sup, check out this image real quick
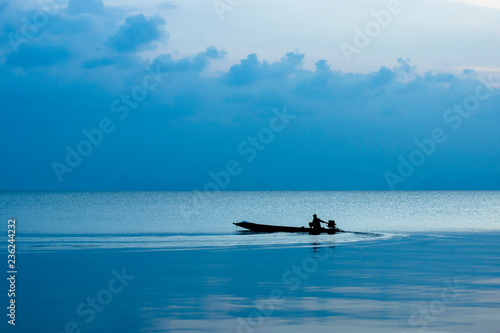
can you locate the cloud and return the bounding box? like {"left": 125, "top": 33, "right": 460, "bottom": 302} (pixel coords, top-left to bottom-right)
{"left": 152, "top": 46, "right": 226, "bottom": 73}
{"left": 370, "top": 66, "right": 394, "bottom": 88}
{"left": 224, "top": 53, "right": 262, "bottom": 86}
{"left": 107, "top": 14, "right": 166, "bottom": 53}
{"left": 1, "top": 1, "right": 499, "bottom": 191}
{"left": 67, "top": 0, "right": 106, "bottom": 15}
{"left": 157, "top": 2, "right": 178, "bottom": 10}
{"left": 463, "top": 69, "right": 475, "bottom": 76}
{"left": 81, "top": 58, "right": 114, "bottom": 69}
{"left": 224, "top": 51, "right": 304, "bottom": 86}
{"left": 0, "top": 2, "right": 7, "bottom": 14}
{"left": 6, "top": 45, "right": 69, "bottom": 67}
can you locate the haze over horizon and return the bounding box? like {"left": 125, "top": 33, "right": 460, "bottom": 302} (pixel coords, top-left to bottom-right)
{"left": 1, "top": 0, "right": 499, "bottom": 190}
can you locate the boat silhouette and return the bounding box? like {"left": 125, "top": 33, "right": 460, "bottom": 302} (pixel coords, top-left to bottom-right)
{"left": 234, "top": 221, "right": 344, "bottom": 234}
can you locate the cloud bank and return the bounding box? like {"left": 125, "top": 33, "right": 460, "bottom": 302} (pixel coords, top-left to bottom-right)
{"left": 1, "top": 0, "right": 499, "bottom": 190}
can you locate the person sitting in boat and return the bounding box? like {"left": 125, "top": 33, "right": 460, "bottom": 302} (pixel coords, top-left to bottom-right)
{"left": 309, "top": 214, "right": 324, "bottom": 230}
{"left": 327, "top": 220, "right": 336, "bottom": 229}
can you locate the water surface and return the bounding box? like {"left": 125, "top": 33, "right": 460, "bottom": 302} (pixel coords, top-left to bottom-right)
{"left": 1, "top": 191, "right": 499, "bottom": 332}
{"left": 2, "top": 191, "right": 499, "bottom": 235}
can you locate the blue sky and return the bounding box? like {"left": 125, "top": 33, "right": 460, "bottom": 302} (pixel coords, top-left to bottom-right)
{"left": 1, "top": 0, "right": 499, "bottom": 190}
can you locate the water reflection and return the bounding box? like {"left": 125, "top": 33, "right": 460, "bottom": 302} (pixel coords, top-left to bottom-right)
{"left": 14, "top": 233, "right": 500, "bottom": 333}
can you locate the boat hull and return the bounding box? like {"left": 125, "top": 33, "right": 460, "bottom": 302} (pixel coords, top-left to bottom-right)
{"left": 234, "top": 221, "right": 339, "bottom": 234}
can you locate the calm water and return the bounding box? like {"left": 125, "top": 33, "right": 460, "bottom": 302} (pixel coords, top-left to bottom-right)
{"left": 2, "top": 191, "right": 500, "bottom": 235}
{"left": 1, "top": 191, "right": 500, "bottom": 332}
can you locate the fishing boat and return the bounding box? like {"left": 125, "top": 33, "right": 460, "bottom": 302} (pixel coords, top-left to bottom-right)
{"left": 233, "top": 221, "right": 343, "bottom": 234}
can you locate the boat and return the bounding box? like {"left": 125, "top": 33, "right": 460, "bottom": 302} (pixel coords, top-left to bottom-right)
{"left": 233, "top": 221, "right": 343, "bottom": 234}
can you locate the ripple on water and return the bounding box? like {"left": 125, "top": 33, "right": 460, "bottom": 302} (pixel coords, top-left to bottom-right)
{"left": 17, "top": 232, "right": 402, "bottom": 253}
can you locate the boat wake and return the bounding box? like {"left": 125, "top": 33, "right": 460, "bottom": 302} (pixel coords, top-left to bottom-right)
{"left": 18, "top": 231, "right": 402, "bottom": 253}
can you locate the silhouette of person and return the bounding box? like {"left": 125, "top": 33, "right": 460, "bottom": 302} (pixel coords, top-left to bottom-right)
{"left": 309, "top": 214, "right": 323, "bottom": 230}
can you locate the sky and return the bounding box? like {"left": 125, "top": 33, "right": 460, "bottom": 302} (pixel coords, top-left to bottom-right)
{"left": 0, "top": 0, "right": 499, "bottom": 190}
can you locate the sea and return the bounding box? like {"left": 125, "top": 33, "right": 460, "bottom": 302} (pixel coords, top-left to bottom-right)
{"left": 1, "top": 191, "right": 499, "bottom": 332}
